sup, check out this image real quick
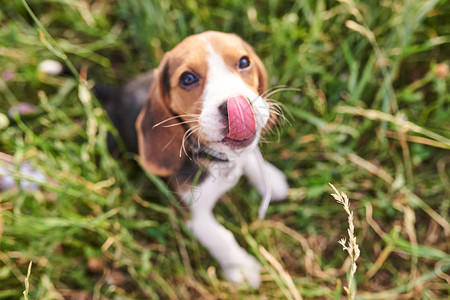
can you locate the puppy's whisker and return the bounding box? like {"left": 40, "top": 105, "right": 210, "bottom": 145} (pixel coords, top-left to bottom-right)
{"left": 269, "top": 109, "right": 286, "bottom": 120}
{"left": 268, "top": 108, "right": 285, "bottom": 119}
{"left": 260, "top": 85, "right": 289, "bottom": 98}
{"left": 266, "top": 97, "right": 286, "bottom": 107}
{"left": 270, "top": 107, "right": 285, "bottom": 116}
{"left": 181, "top": 129, "right": 194, "bottom": 159}
{"left": 266, "top": 98, "right": 285, "bottom": 107}
{"left": 267, "top": 98, "right": 287, "bottom": 116}
{"left": 264, "top": 87, "right": 300, "bottom": 99}
{"left": 180, "top": 126, "right": 201, "bottom": 159}
{"left": 153, "top": 114, "right": 200, "bottom": 129}
{"left": 182, "top": 137, "right": 192, "bottom": 158}
{"left": 161, "top": 120, "right": 199, "bottom": 128}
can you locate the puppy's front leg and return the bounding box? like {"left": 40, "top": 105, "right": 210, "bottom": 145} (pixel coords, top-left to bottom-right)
{"left": 181, "top": 172, "right": 262, "bottom": 288}
{"left": 243, "top": 150, "right": 289, "bottom": 202}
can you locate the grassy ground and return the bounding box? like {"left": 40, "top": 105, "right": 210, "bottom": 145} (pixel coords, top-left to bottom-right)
{"left": 1, "top": 0, "right": 449, "bottom": 299}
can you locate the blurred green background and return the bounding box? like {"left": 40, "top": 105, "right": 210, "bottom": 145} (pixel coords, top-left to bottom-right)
{"left": 0, "top": 0, "right": 449, "bottom": 299}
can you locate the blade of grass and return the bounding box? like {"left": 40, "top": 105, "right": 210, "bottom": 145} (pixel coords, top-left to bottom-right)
{"left": 21, "top": 0, "right": 79, "bottom": 78}
{"left": 259, "top": 245, "right": 303, "bottom": 300}
{"left": 337, "top": 106, "right": 450, "bottom": 148}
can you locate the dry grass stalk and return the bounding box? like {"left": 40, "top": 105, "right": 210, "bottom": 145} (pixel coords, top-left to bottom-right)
{"left": 259, "top": 245, "right": 303, "bottom": 300}
{"left": 329, "top": 183, "right": 360, "bottom": 300}
{"left": 23, "top": 261, "right": 32, "bottom": 300}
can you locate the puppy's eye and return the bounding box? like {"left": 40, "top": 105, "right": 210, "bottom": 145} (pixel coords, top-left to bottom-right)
{"left": 179, "top": 72, "right": 199, "bottom": 87}
{"left": 238, "top": 56, "right": 251, "bottom": 69}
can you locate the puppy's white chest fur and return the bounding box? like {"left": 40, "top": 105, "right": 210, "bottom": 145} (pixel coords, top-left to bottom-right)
{"left": 210, "top": 160, "right": 242, "bottom": 183}
{"left": 181, "top": 150, "right": 288, "bottom": 288}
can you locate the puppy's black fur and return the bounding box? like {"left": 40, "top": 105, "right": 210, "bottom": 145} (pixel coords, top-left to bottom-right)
{"left": 93, "top": 72, "right": 154, "bottom": 154}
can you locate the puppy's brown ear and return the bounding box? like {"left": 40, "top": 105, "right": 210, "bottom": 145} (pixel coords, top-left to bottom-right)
{"left": 136, "top": 63, "right": 185, "bottom": 177}
{"left": 240, "top": 38, "right": 268, "bottom": 95}
{"left": 252, "top": 53, "right": 268, "bottom": 96}
{"left": 249, "top": 48, "right": 278, "bottom": 132}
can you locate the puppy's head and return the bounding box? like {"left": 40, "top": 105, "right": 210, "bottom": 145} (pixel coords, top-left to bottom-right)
{"left": 136, "top": 31, "right": 271, "bottom": 176}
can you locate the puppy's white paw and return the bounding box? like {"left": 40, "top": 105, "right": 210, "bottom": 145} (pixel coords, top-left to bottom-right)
{"left": 222, "top": 251, "right": 262, "bottom": 288}
{"left": 265, "top": 163, "right": 289, "bottom": 202}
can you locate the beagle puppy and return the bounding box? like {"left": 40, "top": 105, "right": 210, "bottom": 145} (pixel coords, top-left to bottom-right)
{"left": 102, "top": 31, "right": 289, "bottom": 288}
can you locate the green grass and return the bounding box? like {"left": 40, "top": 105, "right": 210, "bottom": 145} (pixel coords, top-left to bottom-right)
{"left": 1, "top": 0, "right": 449, "bottom": 298}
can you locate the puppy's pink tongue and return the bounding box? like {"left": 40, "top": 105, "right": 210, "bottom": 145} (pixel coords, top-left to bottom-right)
{"left": 226, "top": 95, "right": 256, "bottom": 141}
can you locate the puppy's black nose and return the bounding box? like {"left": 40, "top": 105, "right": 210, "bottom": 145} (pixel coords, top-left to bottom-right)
{"left": 219, "top": 101, "right": 228, "bottom": 117}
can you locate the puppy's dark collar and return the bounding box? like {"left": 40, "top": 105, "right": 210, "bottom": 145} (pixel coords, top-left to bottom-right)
{"left": 188, "top": 137, "right": 229, "bottom": 162}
